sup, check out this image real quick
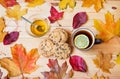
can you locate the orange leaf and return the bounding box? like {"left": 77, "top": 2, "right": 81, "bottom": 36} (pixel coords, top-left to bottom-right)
{"left": 82, "top": 0, "right": 105, "bottom": 12}
{"left": 11, "top": 44, "right": 40, "bottom": 73}
{"left": 0, "top": 17, "right": 7, "bottom": 42}
{"left": 94, "top": 12, "right": 120, "bottom": 41}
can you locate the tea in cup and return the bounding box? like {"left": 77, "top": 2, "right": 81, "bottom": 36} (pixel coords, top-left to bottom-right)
{"left": 72, "top": 28, "right": 95, "bottom": 50}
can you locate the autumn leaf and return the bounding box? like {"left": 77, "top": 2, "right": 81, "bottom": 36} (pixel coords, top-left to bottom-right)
{"left": 0, "top": 44, "right": 40, "bottom": 77}
{"left": 0, "top": 17, "right": 7, "bottom": 42}
{"left": 94, "top": 12, "right": 120, "bottom": 41}
{"left": 115, "top": 53, "right": 120, "bottom": 65}
{"left": 48, "top": 6, "right": 64, "bottom": 23}
{"left": 82, "top": 0, "right": 105, "bottom": 12}
{"left": 6, "top": 5, "right": 28, "bottom": 20}
{"left": 42, "top": 59, "right": 74, "bottom": 79}
{"left": 93, "top": 52, "right": 115, "bottom": 73}
{"left": 25, "top": 0, "right": 45, "bottom": 7}
{"left": 0, "top": 0, "right": 18, "bottom": 8}
{"left": 91, "top": 73, "right": 109, "bottom": 79}
{"left": 59, "top": 0, "right": 76, "bottom": 10}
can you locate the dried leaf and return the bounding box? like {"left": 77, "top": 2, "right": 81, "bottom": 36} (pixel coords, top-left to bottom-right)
{"left": 0, "top": 17, "right": 7, "bottom": 42}
{"left": 42, "top": 59, "right": 74, "bottom": 79}
{"left": 93, "top": 52, "right": 115, "bottom": 73}
{"left": 0, "top": 44, "right": 40, "bottom": 77}
{"left": 94, "top": 12, "right": 120, "bottom": 41}
{"left": 25, "top": 0, "right": 45, "bottom": 7}
{"left": 91, "top": 73, "right": 109, "bottom": 79}
{"left": 69, "top": 55, "right": 88, "bottom": 72}
{"left": 59, "top": 0, "right": 76, "bottom": 10}
{"left": 115, "top": 53, "right": 120, "bottom": 65}
{"left": 72, "top": 12, "right": 88, "bottom": 29}
{"left": 82, "top": 0, "right": 105, "bottom": 12}
{"left": 0, "top": 0, "right": 18, "bottom": 8}
{"left": 3, "top": 31, "right": 19, "bottom": 45}
{"left": 48, "top": 6, "right": 64, "bottom": 23}
{"left": 6, "top": 5, "right": 27, "bottom": 20}
{"left": 0, "top": 58, "right": 21, "bottom": 77}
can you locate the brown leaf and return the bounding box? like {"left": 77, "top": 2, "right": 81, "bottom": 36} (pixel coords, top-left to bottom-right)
{"left": 42, "top": 59, "right": 74, "bottom": 79}
{"left": 0, "top": 17, "right": 7, "bottom": 42}
{"left": 93, "top": 52, "right": 115, "bottom": 73}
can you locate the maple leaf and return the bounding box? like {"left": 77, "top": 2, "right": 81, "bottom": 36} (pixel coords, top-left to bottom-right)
{"left": 25, "top": 0, "right": 45, "bottom": 7}
{"left": 0, "top": 44, "right": 40, "bottom": 77}
{"left": 0, "top": 17, "right": 7, "bottom": 42}
{"left": 42, "top": 59, "right": 74, "bottom": 79}
{"left": 6, "top": 5, "right": 28, "bottom": 20}
{"left": 48, "top": 6, "right": 64, "bottom": 23}
{"left": 93, "top": 52, "right": 115, "bottom": 73}
{"left": 0, "top": 0, "right": 18, "bottom": 8}
{"left": 82, "top": 0, "right": 105, "bottom": 12}
{"left": 115, "top": 53, "right": 120, "bottom": 65}
{"left": 59, "top": 0, "right": 76, "bottom": 10}
{"left": 94, "top": 12, "right": 120, "bottom": 41}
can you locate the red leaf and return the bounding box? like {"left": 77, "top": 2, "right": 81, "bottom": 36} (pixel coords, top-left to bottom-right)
{"left": 0, "top": 0, "right": 18, "bottom": 8}
{"left": 48, "top": 6, "right": 64, "bottom": 23}
{"left": 3, "top": 31, "right": 19, "bottom": 45}
{"left": 73, "top": 12, "right": 88, "bottom": 29}
{"left": 69, "top": 55, "right": 88, "bottom": 72}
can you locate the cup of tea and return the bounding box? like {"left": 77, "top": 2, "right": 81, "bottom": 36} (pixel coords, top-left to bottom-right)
{"left": 72, "top": 28, "right": 95, "bottom": 50}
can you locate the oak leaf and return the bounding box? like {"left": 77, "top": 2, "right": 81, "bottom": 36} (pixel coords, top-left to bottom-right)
{"left": 82, "top": 0, "right": 105, "bottom": 12}
{"left": 0, "top": 17, "right": 7, "bottom": 42}
{"left": 93, "top": 52, "right": 115, "bottom": 73}
{"left": 25, "top": 0, "right": 45, "bottom": 7}
{"left": 0, "top": 44, "right": 40, "bottom": 77}
{"left": 6, "top": 5, "right": 27, "bottom": 20}
{"left": 94, "top": 12, "right": 120, "bottom": 41}
{"left": 42, "top": 59, "right": 74, "bottom": 79}
{"left": 0, "top": 0, "right": 18, "bottom": 8}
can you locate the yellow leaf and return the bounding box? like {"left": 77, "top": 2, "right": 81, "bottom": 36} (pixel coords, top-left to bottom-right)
{"left": 82, "top": 0, "right": 105, "bottom": 12}
{"left": 0, "top": 17, "right": 7, "bottom": 42}
{"left": 116, "top": 53, "right": 120, "bottom": 65}
{"left": 6, "top": 5, "right": 27, "bottom": 20}
{"left": 91, "top": 73, "right": 109, "bottom": 79}
{"left": 94, "top": 12, "right": 120, "bottom": 41}
{"left": 0, "top": 58, "right": 21, "bottom": 77}
{"left": 26, "top": 0, "right": 45, "bottom": 7}
{"left": 93, "top": 52, "right": 115, "bottom": 73}
{"left": 59, "top": 0, "right": 76, "bottom": 10}
{"left": 91, "top": 73, "right": 98, "bottom": 79}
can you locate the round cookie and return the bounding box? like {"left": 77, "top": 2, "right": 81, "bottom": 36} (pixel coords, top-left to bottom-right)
{"left": 49, "top": 28, "right": 68, "bottom": 43}
{"left": 53, "top": 43, "right": 71, "bottom": 59}
{"left": 39, "top": 38, "right": 55, "bottom": 57}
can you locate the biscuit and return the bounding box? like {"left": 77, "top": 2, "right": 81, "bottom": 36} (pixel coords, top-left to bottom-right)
{"left": 53, "top": 43, "right": 71, "bottom": 59}
{"left": 39, "top": 38, "right": 55, "bottom": 57}
{"left": 49, "top": 28, "right": 68, "bottom": 43}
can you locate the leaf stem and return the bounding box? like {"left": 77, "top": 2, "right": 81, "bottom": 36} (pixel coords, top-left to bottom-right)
{"left": 56, "top": 21, "right": 62, "bottom": 27}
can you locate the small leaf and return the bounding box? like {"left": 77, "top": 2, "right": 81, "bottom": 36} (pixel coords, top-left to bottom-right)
{"left": 72, "top": 12, "right": 88, "bottom": 29}
{"left": 42, "top": 59, "right": 74, "bottom": 79}
{"left": 25, "top": 0, "right": 45, "bottom": 7}
{"left": 82, "top": 0, "right": 105, "bottom": 12}
{"left": 0, "top": 17, "right": 7, "bottom": 42}
{"left": 48, "top": 6, "right": 64, "bottom": 23}
{"left": 115, "top": 53, "right": 120, "bottom": 65}
{"left": 6, "top": 5, "right": 28, "bottom": 20}
{"left": 0, "top": 0, "right": 18, "bottom": 8}
{"left": 0, "top": 58, "right": 21, "bottom": 77}
{"left": 3, "top": 31, "right": 19, "bottom": 45}
{"left": 93, "top": 52, "right": 115, "bottom": 73}
{"left": 69, "top": 55, "right": 88, "bottom": 72}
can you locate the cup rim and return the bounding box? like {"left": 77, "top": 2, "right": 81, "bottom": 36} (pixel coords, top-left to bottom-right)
{"left": 72, "top": 28, "right": 95, "bottom": 50}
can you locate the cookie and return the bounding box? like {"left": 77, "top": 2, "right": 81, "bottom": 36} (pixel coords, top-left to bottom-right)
{"left": 49, "top": 28, "right": 68, "bottom": 43}
{"left": 39, "top": 38, "right": 55, "bottom": 57}
{"left": 53, "top": 43, "right": 71, "bottom": 59}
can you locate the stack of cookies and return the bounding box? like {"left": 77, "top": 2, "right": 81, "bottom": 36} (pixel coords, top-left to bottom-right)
{"left": 39, "top": 28, "right": 71, "bottom": 59}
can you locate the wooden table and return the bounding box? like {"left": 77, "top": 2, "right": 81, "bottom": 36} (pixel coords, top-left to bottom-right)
{"left": 0, "top": 0, "right": 120, "bottom": 79}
